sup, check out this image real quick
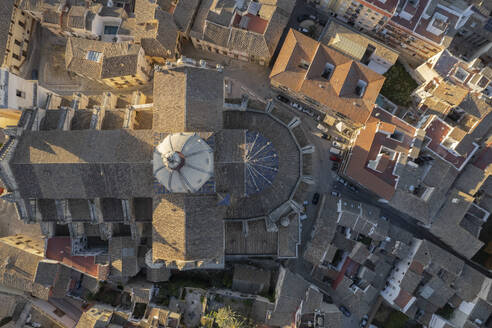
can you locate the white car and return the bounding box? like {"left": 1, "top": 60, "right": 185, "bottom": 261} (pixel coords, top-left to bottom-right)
{"left": 291, "top": 102, "right": 303, "bottom": 111}
{"left": 331, "top": 191, "right": 341, "bottom": 197}
{"left": 300, "top": 214, "right": 308, "bottom": 221}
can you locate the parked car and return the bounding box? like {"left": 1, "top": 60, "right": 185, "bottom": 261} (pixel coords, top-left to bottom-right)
{"left": 290, "top": 102, "right": 300, "bottom": 109}
{"left": 312, "top": 192, "right": 320, "bottom": 205}
{"left": 335, "top": 136, "right": 346, "bottom": 142}
{"left": 337, "top": 177, "right": 348, "bottom": 186}
{"left": 292, "top": 102, "right": 304, "bottom": 111}
{"left": 331, "top": 162, "right": 339, "bottom": 171}
{"left": 331, "top": 191, "right": 341, "bottom": 197}
{"left": 339, "top": 305, "right": 351, "bottom": 317}
{"left": 315, "top": 115, "right": 322, "bottom": 122}
{"left": 297, "top": 27, "right": 309, "bottom": 33}
{"left": 276, "top": 94, "right": 289, "bottom": 103}
{"left": 314, "top": 132, "right": 329, "bottom": 140}
{"left": 322, "top": 133, "right": 331, "bottom": 140}
{"left": 332, "top": 141, "right": 343, "bottom": 149}
{"left": 309, "top": 14, "right": 317, "bottom": 21}
{"left": 300, "top": 213, "right": 308, "bottom": 221}
{"left": 330, "top": 155, "right": 341, "bottom": 162}
{"left": 360, "top": 315, "right": 368, "bottom": 327}
{"left": 330, "top": 147, "right": 341, "bottom": 155}
{"left": 348, "top": 184, "right": 358, "bottom": 193}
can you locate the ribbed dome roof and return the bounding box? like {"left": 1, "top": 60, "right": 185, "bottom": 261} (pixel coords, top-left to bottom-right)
{"left": 153, "top": 133, "right": 213, "bottom": 193}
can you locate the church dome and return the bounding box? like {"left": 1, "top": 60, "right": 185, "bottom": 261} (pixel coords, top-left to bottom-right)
{"left": 153, "top": 133, "right": 213, "bottom": 193}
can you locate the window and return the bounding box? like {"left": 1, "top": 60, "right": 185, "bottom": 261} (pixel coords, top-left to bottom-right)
{"left": 355, "top": 80, "right": 367, "bottom": 97}
{"left": 390, "top": 129, "right": 404, "bottom": 142}
{"left": 16, "top": 90, "right": 25, "bottom": 98}
{"left": 86, "top": 50, "right": 102, "bottom": 62}
{"left": 14, "top": 39, "right": 22, "bottom": 46}
{"left": 453, "top": 67, "right": 469, "bottom": 82}
{"left": 322, "top": 62, "right": 334, "bottom": 79}
{"left": 103, "top": 25, "right": 118, "bottom": 35}
{"left": 18, "top": 20, "right": 25, "bottom": 28}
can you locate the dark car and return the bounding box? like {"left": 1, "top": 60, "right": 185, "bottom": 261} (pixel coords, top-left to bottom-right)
{"left": 339, "top": 305, "right": 351, "bottom": 317}
{"left": 322, "top": 133, "right": 331, "bottom": 140}
{"left": 276, "top": 94, "right": 289, "bottom": 103}
{"left": 360, "top": 315, "right": 368, "bottom": 327}
{"left": 330, "top": 155, "right": 341, "bottom": 162}
{"left": 331, "top": 162, "right": 339, "bottom": 171}
{"left": 312, "top": 192, "right": 320, "bottom": 205}
{"left": 297, "top": 14, "right": 309, "bottom": 22}
{"left": 348, "top": 184, "right": 358, "bottom": 193}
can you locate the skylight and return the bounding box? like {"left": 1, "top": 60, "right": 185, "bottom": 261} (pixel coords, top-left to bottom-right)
{"left": 86, "top": 50, "right": 102, "bottom": 62}
{"left": 453, "top": 67, "right": 469, "bottom": 82}
{"left": 355, "top": 80, "right": 367, "bottom": 97}
{"left": 321, "top": 63, "right": 334, "bottom": 80}
{"left": 390, "top": 129, "right": 404, "bottom": 142}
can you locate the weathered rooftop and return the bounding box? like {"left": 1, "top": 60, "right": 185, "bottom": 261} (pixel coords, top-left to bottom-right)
{"left": 191, "top": 0, "right": 294, "bottom": 61}
{"left": 320, "top": 19, "right": 399, "bottom": 65}
{"left": 65, "top": 38, "right": 143, "bottom": 80}
{"left": 153, "top": 66, "right": 224, "bottom": 132}
{"left": 271, "top": 29, "right": 385, "bottom": 125}
{"left": 152, "top": 194, "right": 224, "bottom": 268}
{"left": 345, "top": 106, "right": 417, "bottom": 200}
{"left": 10, "top": 129, "right": 154, "bottom": 198}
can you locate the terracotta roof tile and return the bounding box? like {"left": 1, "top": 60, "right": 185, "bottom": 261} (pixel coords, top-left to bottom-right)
{"left": 345, "top": 107, "right": 416, "bottom": 200}
{"left": 271, "top": 29, "right": 385, "bottom": 125}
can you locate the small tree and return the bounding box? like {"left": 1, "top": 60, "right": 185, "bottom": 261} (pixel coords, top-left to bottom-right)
{"left": 213, "top": 307, "right": 247, "bottom": 328}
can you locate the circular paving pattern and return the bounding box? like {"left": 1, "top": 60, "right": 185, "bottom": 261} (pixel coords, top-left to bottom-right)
{"left": 244, "top": 130, "right": 279, "bottom": 196}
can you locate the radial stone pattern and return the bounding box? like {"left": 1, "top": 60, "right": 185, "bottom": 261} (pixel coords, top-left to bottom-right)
{"left": 244, "top": 130, "right": 279, "bottom": 196}
{"left": 153, "top": 133, "right": 214, "bottom": 193}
